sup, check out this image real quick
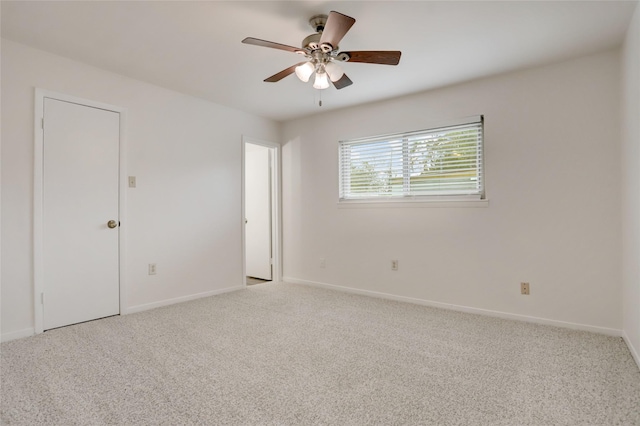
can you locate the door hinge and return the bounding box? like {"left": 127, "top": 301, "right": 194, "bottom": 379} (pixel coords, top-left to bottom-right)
{"left": 41, "top": 292, "right": 44, "bottom": 305}
{"left": 270, "top": 258, "right": 274, "bottom": 265}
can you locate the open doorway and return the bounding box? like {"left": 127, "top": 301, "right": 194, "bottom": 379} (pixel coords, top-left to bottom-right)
{"left": 243, "top": 138, "right": 280, "bottom": 286}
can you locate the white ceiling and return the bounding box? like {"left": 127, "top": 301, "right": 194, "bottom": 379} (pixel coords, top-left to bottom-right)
{"left": 1, "top": 1, "right": 636, "bottom": 122}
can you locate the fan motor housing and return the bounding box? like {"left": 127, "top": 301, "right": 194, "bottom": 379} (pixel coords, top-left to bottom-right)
{"left": 301, "top": 33, "right": 321, "bottom": 50}
{"left": 303, "top": 14, "right": 337, "bottom": 52}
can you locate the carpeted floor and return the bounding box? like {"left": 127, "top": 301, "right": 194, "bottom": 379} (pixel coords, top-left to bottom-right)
{"left": 1, "top": 282, "right": 639, "bottom": 425}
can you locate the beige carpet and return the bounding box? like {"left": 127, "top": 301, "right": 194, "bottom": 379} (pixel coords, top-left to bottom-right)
{"left": 1, "top": 282, "right": 639, "bottom": 425}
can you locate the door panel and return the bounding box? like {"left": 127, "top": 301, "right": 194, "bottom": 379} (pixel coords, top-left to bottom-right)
{"left": 43, "top": 98, "right": 120, "bottom": 330}
{"left": 245, "top": 144, "right": 272, "bottom": 280}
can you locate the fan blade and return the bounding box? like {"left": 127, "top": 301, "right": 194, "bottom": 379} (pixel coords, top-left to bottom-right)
{"left": 242, "top": 37, "right": 305, "bottom": 54}
{"left": 319, "top": 11, "right": 356, "bottom": 50}
{"left": 332, "top": 74, "right": 353, "bottom": 90}
{"left": 339, "top": 51, "right": 401, "bottom": 65}
{"left": 264, "top": 62, "right": 307, "bottom": 82}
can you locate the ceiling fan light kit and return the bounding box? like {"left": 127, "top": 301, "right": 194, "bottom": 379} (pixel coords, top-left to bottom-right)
{"left": 324, "top": 61, "right": 344, "bottom": 82}
{"left": 295, "top": 61, "right": 315, "bottom": 82}
{"left": 312, "top": 70, "right": 330, "bottom": 90}
{"left": 242, "top": 11, "right": 401, "bottom": 92}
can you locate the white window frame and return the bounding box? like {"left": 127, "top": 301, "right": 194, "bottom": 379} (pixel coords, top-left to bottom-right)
{"left": 338, "top": 116, "right": 486, "bottom": 207}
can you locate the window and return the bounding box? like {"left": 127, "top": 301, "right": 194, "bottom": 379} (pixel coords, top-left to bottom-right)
{"left": 339, "top": 116, "right": 484, "bottom": 202}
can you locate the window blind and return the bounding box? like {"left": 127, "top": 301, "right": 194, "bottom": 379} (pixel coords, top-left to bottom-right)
{"left": 339, "top": 117, "right": 484, "bottom": 201}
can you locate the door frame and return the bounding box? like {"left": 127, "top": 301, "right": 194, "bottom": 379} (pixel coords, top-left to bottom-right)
{"left": 241, "top": 136, "right": 281, "bottom": 285}
{"left": 33, "top": 89, "right": 128, "bottom": 334}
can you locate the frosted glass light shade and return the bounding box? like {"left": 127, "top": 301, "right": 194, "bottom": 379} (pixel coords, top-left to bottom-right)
{"left": 295, "top": 62, "right": 315, "bottom": 82}
{"left": 313, "top": 71, "right": 330, "bottom": 89}
{"left": 325, "top": 62, "right": 344, "bottom": 82}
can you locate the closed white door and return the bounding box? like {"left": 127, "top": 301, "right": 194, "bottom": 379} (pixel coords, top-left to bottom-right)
{"left": 43, "top": 98, "right": 120, "bottom": 330}
{"left": 245, "top": 144, "right": 272, "bottom": 280}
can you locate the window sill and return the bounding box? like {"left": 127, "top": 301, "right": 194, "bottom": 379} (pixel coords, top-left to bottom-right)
{"left": 337, "top": 198, "right": 490, "bottom": 209}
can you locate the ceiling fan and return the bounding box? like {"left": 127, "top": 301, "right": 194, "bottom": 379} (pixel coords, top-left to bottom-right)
{"left": 242, "top": 11, "right": 401, "bottom": 90}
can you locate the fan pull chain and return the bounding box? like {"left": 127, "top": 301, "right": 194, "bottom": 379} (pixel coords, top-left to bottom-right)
{"left": 319, "top": 90, "right": 323, "bottom": 107}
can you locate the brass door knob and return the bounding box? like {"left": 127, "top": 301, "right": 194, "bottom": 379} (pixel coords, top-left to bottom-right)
{"left": 107, "top": 220, "right": 118, "bottom": 229}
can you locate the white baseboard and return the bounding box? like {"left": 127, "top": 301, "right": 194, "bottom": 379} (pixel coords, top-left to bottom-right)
{"left": 1, "top": 327, "right": 35, "bottom": 343}
{"left": 283, "top": 277, "right": 622, "bottom": 337}
{"left": 123, "top": 285, "right": 245, "bottom": 315}
{"left": 1, "top": 286, "right": 244, "bottom": 343}
{"left": 622, "top": 331, "right": 640, "bottom": 369}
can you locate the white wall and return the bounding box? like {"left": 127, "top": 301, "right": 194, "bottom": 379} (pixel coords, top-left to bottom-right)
{"left": 1, "top": 39, "right": 280, "bottom": 340}
{"left": 622, "top": 3, "right": 640, "bottom": 363}
{"left": 282, "top": 50, "right": 622, "bottom": 333}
